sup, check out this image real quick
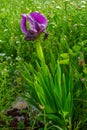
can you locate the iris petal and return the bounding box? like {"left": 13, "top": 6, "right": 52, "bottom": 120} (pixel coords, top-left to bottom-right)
{"left": 20, "top": 14, "right": 28, "bottom": 34}
{"left": 30, "top": 12, "right": 48, "bottom": 25}
{"left": 20, "top": 12, "right": 48, "bottom": 41}
{"left": 27, "top": 12, "right": 48, "bottom": 33}
{"left": 27, "top": 15, "right": 38, "bottom": 32}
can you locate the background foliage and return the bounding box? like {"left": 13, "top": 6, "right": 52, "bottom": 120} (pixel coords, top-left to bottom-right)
{"left": 0, "top": 0, "right": 87, "bottom": 129}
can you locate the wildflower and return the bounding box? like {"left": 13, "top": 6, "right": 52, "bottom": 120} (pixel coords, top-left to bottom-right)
{"left": 20, "top": 12, "right": 48, "bottom": 41}
{"left": 81, "top": 77, "right": 85, "bottom": 82}
{"left": 81, "top": 0, "right": 86, "bottom": 4}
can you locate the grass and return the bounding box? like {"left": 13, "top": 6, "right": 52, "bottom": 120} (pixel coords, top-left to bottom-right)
{"left": 0, "top": 0, "right": 87, "bottom": 129}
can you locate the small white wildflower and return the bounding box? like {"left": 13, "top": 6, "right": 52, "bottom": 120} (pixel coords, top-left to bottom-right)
{"left": 79, "top": 24, "right": 84, "bottom": 26}
{"left": 1, "top": 8, "right": 5, "bottom": 12}
{"left": 0, "top": 53, "right": 5, "bottom": 56}
{"left": 5, "top": 56, "right": 11, "bottom": 60}
{"left": 56, "top": 6, "right": 61, "bottom": 9}
{"left": 4, "top": 29, "right": 8, "bottom": 32}
{"left": 44, "top": 1, "right": 49, "bottom": 5}
{"left": 81, "top": 78, "right": 85, "bottom": 82}
{"left": 65, "top": 0, "right": 70, "bottom": 2}
{"left": 81, "top": 0, "right": 86, "bottom": 4}
{"left": 37, "top": 6, "right": 41, "bottom": 9}
{"left": 16, "top": 56, "right": 22, "bottom": 61}
{"left": 80, "top": 5, "right": 86, "bottom": 8}
{"left": 0, "top": 40, "right": 2, "bottom": 42}
{"left": 73, "top": 24, "right": 78, "bottom": 27}
{"left": 16, "top": 41, "right": 20, "bottom": 44}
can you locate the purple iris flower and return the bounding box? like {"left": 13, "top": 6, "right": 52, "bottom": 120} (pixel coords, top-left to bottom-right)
{"left": 20, "top": 12, "right": 48, "bottom": 41}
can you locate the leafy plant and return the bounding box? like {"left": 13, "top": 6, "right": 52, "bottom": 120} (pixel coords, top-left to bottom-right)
{"left": 21, "top": 42, "right": 73, "bottom": 129}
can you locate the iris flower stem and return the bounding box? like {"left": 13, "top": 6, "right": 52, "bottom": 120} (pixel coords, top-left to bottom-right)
{"left": 36, "top": 41, "right": 45, "bottom": 65}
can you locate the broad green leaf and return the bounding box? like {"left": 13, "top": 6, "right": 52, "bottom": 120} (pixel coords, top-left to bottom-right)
{"left": 60, "top": 53, "right": 69, "bottom": 59}
{"left": 62, "top": 73, "right": 67, "bottom": 108}
{"left": 37, "top": 72, "right": 57, "bottom": 112}
{"left": 69, "top": 67, "right": 73, "bottom": 95}
{"left": 72, "top": 45, "right": 81, "bottom": 52}
{"left": 83, "top": 67, "right": 87, "bottom": 74}
{"left": 59, "top": 59, "right": 69, "bottom": 64}
{"left": 64, "top": 92, "right": 72, "bottom": 113}
{"left": 54, "top": 62, "right": 62, "bottom": 100}
{"left": 47, "top": 113, "right": 65, "bottom": 127}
